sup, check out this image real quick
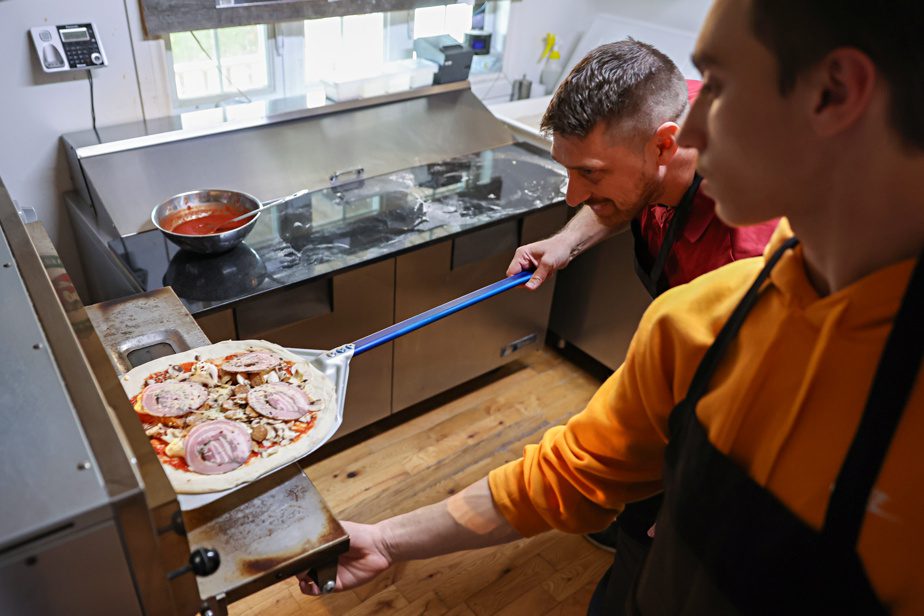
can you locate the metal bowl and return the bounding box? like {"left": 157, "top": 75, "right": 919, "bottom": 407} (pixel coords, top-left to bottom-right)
{"left": 151, "top": 189, "right": 263, "bottom": 255}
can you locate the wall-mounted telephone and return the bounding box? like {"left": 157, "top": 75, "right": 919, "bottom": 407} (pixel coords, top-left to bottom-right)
{"left": 30, "top": 23, "right": 108, "bottom": 73}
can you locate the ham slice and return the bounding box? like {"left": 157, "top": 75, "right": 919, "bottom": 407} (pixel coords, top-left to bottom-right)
{"left": 247, "top": 383, "right": 310, "bottom": 420}
{"left": 222, "top": 351, "right": 280, "bottom": 373}
{"left": 141, "top": 382, "right": 208, "bottom": 417}
{"left": 185, "top": 420, "right": 252, "bottom": 475}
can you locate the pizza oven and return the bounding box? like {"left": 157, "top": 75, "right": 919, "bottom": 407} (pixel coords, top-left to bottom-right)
{"left": 0, "top": 180, "right": 348, "bottom": 615}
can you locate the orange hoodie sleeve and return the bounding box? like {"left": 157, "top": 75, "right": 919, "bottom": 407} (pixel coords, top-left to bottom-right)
{"left": 487, "top": 258, "right": 762, "bottom": 537}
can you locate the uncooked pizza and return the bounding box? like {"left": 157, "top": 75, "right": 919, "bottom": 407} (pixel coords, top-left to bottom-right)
{"left": 120, "top": 340, "right": 338, "bottom": 493}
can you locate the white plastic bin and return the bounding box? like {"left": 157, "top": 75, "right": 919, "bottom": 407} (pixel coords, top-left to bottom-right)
{"left": 322, "top": 72, "right": 389, "bottom": 102}
{"left": 322, "top": 60, "right": 437, "bottom": 102}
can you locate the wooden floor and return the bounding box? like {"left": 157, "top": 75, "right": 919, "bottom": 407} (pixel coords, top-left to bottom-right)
{"left": 228, "top": 347, "right": 612, "bottom": 616}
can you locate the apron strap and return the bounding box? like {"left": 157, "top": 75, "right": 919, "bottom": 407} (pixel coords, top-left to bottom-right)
{"left": 683, "top": 236, "right": 799, "bottom": 404}
{"left": 631, "top": 174, "right": 703, "bottom": 298}
{"left": 647, "top": 174, "right": 704, "bottom": 296}
{"left": 824, "top": 247, "right": 924, "bottom": 546}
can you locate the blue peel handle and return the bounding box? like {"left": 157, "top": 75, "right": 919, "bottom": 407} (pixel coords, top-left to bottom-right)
{"left": 352, "top": 270, "right": 533, "bottom": 356}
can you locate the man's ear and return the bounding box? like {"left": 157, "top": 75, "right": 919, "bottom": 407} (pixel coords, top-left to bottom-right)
{"left": 653, "top": 122, "right": 681, "bottom": 165}
{"left": 807, "top": 48, "right": 877, "bottom": 138}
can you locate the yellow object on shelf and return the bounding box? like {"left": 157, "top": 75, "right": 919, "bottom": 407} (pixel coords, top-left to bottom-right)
{"left": 539, "top": 32, "right": 563, "bottom": 94}
{"left": 538, "top": 32, "right": 561, "bottom": 62}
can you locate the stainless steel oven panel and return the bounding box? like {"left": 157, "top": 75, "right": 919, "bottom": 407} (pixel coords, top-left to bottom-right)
{"left": 0, "top": 521, "right": 143, "bottom": 615}
{"left": 65, "top": 192, "right": 143, "bottom": 303}
{"left": 1, "top": 182, "right": 202, "bottom": 614}
{"left": 85, "top": 287, "right": 212, "bottom": 375}
{"left": 0, "top": 225, "right": 112, "bottom": 551}
{"left": 234, "top": 259, "right": 396, "bottom": 436}
{"left": 392, "top": 206, "right": 566, "bottom": 411}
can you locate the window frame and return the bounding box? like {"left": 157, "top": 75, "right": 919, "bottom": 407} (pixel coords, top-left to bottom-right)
{"left": 165, "top": 24, "right": 280, "bottom": 111}
{"left": 164, "top": 2, "right": 512, "bottom": 113}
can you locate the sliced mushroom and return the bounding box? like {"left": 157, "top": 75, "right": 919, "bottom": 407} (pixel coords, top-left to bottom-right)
{"left": 184, "top": 413, "right": 209, "bottom": 427}
{"left": 250, "top": 424, "right": 268, "bottom": 442}
{"left": 189, "top": 361, "right": 220, "bottom": 388}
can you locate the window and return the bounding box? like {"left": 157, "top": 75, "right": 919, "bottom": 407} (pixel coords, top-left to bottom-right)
{"left": 413, "top": 4, "right": 473, "bottom": 42}
{"left": 168, "top": 25, "right": 272, "bottom": 103}
{"left": 304, "top": 13, "right": 385, "bottom": 83}
{"left": 165, "top": 2, "right": 510, "bottom": 111}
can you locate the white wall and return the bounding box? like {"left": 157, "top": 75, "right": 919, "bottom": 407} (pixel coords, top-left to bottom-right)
{"left": 591, "top": 0, "right": 711, "bottom": 34}
{"left": 482, "top": 0, "right": 711, "bottom": 102}
{"left": 0, "top": 0, "right": 148, "bottom": 294}
{"left": 501, "top": 0, "right": 596, "bottom": 93}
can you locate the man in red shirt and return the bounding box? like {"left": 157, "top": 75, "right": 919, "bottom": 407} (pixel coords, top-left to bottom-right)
{"left": 505, "top": 40, "right": 777, "bottom": 606}
{"left": 508, "top": 42, "right": 776, "bottom": 296}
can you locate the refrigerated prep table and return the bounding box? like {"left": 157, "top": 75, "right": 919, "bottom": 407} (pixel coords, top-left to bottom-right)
{"left": 62, "top": 82, "right": 569, "bottom": 435}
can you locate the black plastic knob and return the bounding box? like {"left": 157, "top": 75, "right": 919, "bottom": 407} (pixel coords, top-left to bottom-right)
{"left": 168, "top": 547, "right": 221, "bottom": 580}
{"left": 189, "top": 548, "right": 221, "bottom": 576}
{"left": 170, "top": 510, "right": 187, "bottom": 536}
{"left": 157, "top": 510, "right": 187, "bottom": 536}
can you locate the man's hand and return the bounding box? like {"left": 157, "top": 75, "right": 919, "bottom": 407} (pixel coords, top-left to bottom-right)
{"left": 507, "top": 205, "right": 630, "bottom": 290}
{"left": 297, "top": 521, "right": 392, "bottom": 595}
{"left": 507, "top": 235, "right": 576, "bottom": 290}
{"left": 296, "top": 478, "right": 521, "bottom": 596}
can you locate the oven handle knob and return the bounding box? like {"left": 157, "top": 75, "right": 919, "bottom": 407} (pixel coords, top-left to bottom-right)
{"left": 168, "top": 547, "right": 221, "bottom": 580}
{"left": 158, "top": 509, "right": 187, "bottom": 536}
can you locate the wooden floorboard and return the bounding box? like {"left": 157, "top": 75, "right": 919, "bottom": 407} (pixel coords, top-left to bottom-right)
{"left": 228, "top": 347, "right": 612, "bottom": 615}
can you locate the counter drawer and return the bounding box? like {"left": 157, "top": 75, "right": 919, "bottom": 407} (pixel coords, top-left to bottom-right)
{"left": 195, "top": 309, "right": 235, "bottom": 342}
{"left": 549, "top": 223, "right": 651, "bottom": 370}
{"left": 392, "top": 205, "right": 566, "bottom": 411}
{"left": 233, "top": 259, "right": 395, "bottom": 437}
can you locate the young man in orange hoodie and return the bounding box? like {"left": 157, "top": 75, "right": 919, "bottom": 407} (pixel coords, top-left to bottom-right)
{"left": 504, "top": 39, "right": 779, "bottom": 604}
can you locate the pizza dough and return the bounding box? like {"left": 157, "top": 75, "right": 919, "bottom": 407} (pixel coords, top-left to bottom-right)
{"left": 121, "top": 340, "right": 338, "bottom": 493}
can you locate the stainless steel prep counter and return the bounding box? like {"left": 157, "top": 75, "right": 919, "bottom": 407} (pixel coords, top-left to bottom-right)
{"left": 63, "top": 83, "right": 568, "bottom": 438}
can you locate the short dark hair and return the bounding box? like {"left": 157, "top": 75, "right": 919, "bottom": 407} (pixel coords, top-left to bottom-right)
{"left": 750, "top": 0, "right": 924, "bottom": 150}
{"left": 540, "top": 39, "right": 688, "bottom": 140}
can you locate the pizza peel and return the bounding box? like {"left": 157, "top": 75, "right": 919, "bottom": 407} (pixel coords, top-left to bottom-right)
{"left": 290, "top": 269, "right": 534, "bottom": 419}
{"left": 176, "top": 270, "right": 533, "bottom": 510}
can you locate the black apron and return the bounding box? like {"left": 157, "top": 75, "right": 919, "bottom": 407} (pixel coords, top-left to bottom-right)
{"left": 618, "top": 238, "right": 924, "bottom": 614}
{"left": 591, "top": 174, "right": 704, "bottom": 610}
{"left": 630, "top": 173, "right": 703, "bottom": 297}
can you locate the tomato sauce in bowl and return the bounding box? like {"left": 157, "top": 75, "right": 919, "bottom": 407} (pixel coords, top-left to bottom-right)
{"left": 163, "top": 203, "right": 253, "bottom": 236}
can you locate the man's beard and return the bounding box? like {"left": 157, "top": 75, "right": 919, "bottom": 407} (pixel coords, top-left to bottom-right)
{"left": 587, "top": 175, "right": 662, "bottom": 225}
